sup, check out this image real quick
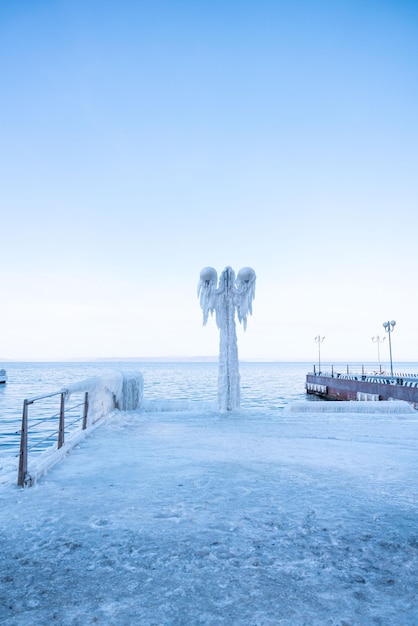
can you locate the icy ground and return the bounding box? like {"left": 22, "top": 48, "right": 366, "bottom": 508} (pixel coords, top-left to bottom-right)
{"left": 1, "top": 405, "right": 418, "bottom": 625}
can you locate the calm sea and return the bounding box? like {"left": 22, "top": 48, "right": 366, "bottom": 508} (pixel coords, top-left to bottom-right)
{"left": 2, "top": 360, "right": 418, "bottom": 469}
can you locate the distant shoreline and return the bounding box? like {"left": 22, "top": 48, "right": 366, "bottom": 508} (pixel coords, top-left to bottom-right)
{"left": 1, "top": 358, "right": 418, "bottom": 365}
{"left": 0, "top": 357, "right": 314, "bottom": 363}
{"left": 0, "top": 357, "right": 302, "bottom": 363}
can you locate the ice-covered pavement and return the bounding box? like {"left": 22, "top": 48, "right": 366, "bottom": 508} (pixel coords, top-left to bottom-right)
{"left": 1, "top": 404, "right": 418, "bottom": 625}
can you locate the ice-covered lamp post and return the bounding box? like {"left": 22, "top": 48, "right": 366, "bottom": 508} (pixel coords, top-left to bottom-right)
{"left": 198, "top": 266, "right": 256, "bottom": 412}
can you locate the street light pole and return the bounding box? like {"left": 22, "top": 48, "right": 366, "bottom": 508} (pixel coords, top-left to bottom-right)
{"left": 371, "top": 335, "right": 385, "bottom": 374}
{"left": 383, "top": 320, "right": 396, "bottom": 377}
{"left": 314, "top": 335, "right": 325, "bottom": 375}
{"left": 198, "top": 266, "right": 256, "bottom": 411}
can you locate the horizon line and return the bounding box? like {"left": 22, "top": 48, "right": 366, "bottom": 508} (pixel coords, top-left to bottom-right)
{"left": 1, "top": 356, "right": 418, "bottom": 364}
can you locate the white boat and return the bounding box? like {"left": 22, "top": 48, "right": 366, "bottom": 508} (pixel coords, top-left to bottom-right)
{"left": 0, "top": 368, "right": 7, "bottom": 384}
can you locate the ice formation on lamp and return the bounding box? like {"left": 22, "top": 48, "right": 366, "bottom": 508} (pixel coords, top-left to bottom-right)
{"left": 198, "top": 266, "right": 256, "bottom": 411}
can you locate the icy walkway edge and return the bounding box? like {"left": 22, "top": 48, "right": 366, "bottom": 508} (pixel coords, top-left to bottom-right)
{"left": 286, "top": 400, "right": 415, "bottom": 413}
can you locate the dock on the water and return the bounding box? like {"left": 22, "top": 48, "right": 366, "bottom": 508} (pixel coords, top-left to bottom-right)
{"left": 306, "top": 366, "right": 418, "bottom": 407}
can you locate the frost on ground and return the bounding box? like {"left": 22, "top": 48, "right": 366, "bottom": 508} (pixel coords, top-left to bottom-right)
{"left": 1, "top": 407, "right": 418, "bottom": 625}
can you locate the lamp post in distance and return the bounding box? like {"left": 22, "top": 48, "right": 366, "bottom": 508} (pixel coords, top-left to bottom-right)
{"left": 371, "top": 335, "right": 385, "bottom": 374}
{"left": 314, "top": 335, "right": 325, "bottom": 375}
{"left": 382, "top": 320, "right": 396, "bottom": 377}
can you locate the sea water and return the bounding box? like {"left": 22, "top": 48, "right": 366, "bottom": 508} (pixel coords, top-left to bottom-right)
{"left": 1, "top": 360, "right": 418, "bottom": 461}
{"left": 0, "top": 361, "right": 306, "bottom": 455}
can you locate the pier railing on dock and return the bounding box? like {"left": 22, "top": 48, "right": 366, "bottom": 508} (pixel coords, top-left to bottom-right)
{"left": 310, "top": 364, "right": 418, "bottom": 384}
{"left": 18, "top": 390, "right": 89, "bottom": 487}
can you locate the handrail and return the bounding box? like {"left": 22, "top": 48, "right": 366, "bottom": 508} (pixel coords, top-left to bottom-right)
{"left": 24, "top": 390, "right": 64, "bottom": 404}
{"left": 312, "top": 364, "right": 418, "bottom": 381}
{"left": 18, "top": 390, "right": 89, "bottom": 487}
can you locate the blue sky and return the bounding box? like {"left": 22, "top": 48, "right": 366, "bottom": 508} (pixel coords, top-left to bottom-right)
{"left": 1, "top": 0, "right": 418, "bottom": 362}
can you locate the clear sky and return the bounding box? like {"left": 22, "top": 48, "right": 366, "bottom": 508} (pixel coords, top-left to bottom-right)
{"left": 1, "top": 0, "right": 418, "bottom": 363}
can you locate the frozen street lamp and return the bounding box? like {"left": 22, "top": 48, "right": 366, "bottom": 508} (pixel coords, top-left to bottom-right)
{"left": 314, "top": 335, "right": 325, "bottom": 374}
{"left": 371, "top": 335, "right": 385, "bottom": 374}
{"left": 198, "top": 266, "right": 256, "bottom": 412}
{"left": 383, "top": 320, "right": 396, "bottom": 377}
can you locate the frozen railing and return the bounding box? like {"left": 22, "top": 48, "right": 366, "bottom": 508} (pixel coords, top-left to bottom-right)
{"left": 18, "top": 390, "right": 89, "bottom": 486}
{"left": 17, "top": 371, "right": 143, "bottom": 487}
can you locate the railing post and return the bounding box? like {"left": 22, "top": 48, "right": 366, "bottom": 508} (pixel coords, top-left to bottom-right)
{"left": 18, "top": 400, "right": 29, "bottom": 486}
{"left": 82, "top": 392, "right": 89, "bottom": 430}
{"left": 58, "top": 392, "right": 65, "bottom": 449}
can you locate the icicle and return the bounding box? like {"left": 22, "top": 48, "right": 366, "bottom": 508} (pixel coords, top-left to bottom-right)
{"left": 235, "top": 267, "right": 256, "bottom": 330}
{"left": 197, "top": 267, "right": 218, "bottom": 326}
{"left": 64, "top": 371, "right": 144, "bottom": 424}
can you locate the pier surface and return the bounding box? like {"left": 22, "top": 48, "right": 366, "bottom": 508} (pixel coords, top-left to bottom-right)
{"left": 1, "top": 406, "right": 418, "bottom": 624}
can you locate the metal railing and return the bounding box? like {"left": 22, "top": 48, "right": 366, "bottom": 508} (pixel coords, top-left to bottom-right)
{"left": 18, "top": 390, "right": 89, "bottom": 487}
{"left": 311, "top": 364, "right": 418, "bottom": 383}
{"left": 312, "top": 364, "right": 369, "bottom": 377}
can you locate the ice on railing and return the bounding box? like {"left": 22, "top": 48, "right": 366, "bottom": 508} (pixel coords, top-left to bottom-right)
{"left": 118, "top": 371, "right": 144, "bottom": 411}
{"left": 64, "top": 370, "right": 143, "bottom": 424}
{"left": 286, "top": 400, "right": 415, "bottom": 414}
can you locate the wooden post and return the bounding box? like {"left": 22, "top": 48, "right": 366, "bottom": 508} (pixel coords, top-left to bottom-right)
{"left": 82, "top": 392, "right": 89, "bottom": 430}
{"left": 18, "top": 400, "right": 29, "bottom": 486}
{"left": 58, "top": 392, "right": 65, "bottom": 449}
